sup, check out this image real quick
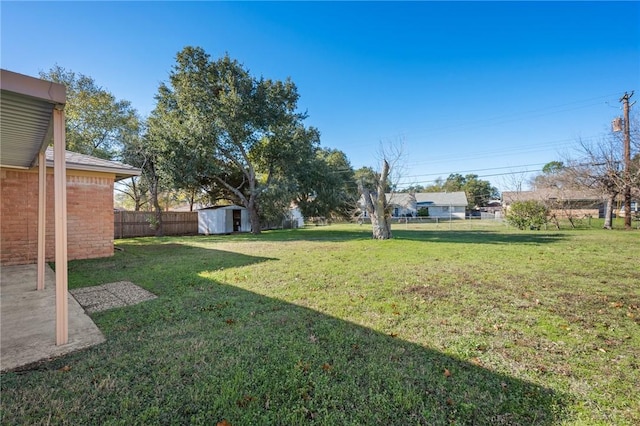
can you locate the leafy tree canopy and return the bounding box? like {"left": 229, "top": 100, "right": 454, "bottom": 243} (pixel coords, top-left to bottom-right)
{"left": 146, "top": 46, "right": 320, "bottom": 233}
{"left": 40, "top": 65, "right": 140, "bottom": 160}
{"left": 295, "top": 148, "right": 355, "bottom": 219}
{"left": 542, "top": 161, "right": 565, "bottom": 174}
{"left": 399, "top": 184, "right": 426, "bottom": 193}
{"left": 355, "top": 166, "right": 393, "bottom": 195}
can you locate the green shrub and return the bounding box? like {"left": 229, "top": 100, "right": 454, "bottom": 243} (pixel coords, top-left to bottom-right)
{"left": 506, "top": 200, "right": 548, "bottom": 230}
{"left": 417, "top": 207, "right": 429, "bottom": 217}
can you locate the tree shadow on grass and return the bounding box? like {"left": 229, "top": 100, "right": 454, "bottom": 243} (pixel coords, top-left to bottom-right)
{"left": 192, "top": 227, "right": 375, "bottom": 243}
{"left": 66, "top": 242, "right": 279, "bottom": 290}
{"left": 3, "top": 246, "right": 570, "bottom": 425}
{"left": 392, "top": 229, "right": 567, "bottom": 245}
{"left": 176, "top": 227, "right": 567, "bottom": 246}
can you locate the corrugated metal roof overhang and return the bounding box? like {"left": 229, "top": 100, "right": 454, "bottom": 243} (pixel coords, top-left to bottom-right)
{"left": 1, "top": 90, "right": 55, "bottom": 168}
{"left": 0, "top": 69, "right": 66, "bottom": 169}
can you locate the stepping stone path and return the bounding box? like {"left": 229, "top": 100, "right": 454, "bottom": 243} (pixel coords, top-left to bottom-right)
{"left": 70, "top": 281, "right": 156, "bottom": 313}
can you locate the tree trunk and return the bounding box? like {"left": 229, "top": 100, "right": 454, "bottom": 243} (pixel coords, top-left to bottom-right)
{"left": 151, "top": 184, "right": 163, "bottom": 237}
{"left": 188, "top": 188, "right": 196, "bottom": 212}
{"left": 624, "top": 185, "right": 632, "bottom": 230}
{"left": 147, "top": 161, "right": 163, "bottom": 237}
{"left": 370, "top": 207, "right": 392, "bottom": 239}
{"left": 372, "top": 186, "right": 391, "bottom": 239}
{"left": 374, "top": 160, "right": 392, "bottom": 239}
{"left": 359, "top": 160, "right": 392, "bottom": 240}
{"left": 130, "top": 178, "right": 141, "bottom": 211}
{"left": 247, "top": 196, "right": 261, "bottom": 234}
{"left": 603, "top": 193, "right": 616, "bottom": 230}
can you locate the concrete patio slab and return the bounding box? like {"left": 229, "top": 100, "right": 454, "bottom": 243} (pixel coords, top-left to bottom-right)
{"left": 1, "top": 264, "right": 106, "bottom": 372}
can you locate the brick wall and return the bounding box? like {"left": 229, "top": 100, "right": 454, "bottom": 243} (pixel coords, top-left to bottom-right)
{"left": 1, "top": 168, "right": 115, "bottom": 265}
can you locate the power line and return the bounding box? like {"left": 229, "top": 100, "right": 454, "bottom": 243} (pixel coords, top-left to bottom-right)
{"left": 396, "top": 167, "right": 544, "bottom": 187}
{"left": 338, "top": 92, "right": 622, "bottom": 150}
{"left": 342, "top": 133, "right": 598, "bottom": 172}
{"left": 407, "top": 97, "right": 616, "bottom": 140}
{"left": 404, "top": 138, "right": 583, "bottom": 167}
{"left": 400, "top": 162, "right": 548, "bottom": 179}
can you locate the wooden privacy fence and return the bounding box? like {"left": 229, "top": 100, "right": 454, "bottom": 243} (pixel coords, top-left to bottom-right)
{"left": 114, "top": 211, "right": 198, "bottom": 239}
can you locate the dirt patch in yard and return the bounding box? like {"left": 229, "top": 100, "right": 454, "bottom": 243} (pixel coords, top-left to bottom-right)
{"left": 401, "top": 285, "right": 451, "bottom": 301}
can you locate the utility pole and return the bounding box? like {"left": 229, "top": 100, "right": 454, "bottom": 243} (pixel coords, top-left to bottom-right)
{"left": 620, "top": 91, "right": 634, "bottom": 230}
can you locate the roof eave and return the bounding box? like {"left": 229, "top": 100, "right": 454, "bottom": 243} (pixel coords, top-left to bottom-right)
{"left": 44, "top": 159, "right": 141, "bottom": 180}
{"left": 0, "top": 69, "right": 66, "bottom": 105}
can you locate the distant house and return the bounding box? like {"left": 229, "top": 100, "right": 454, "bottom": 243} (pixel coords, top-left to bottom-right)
{"left": 618, "top": 201, "right": 639, "bottom": 218}
{"left": 501, "top": 189, "right": 605, "bottom": 218}
{"left": 360, "top": 192, "right": 468, "bottom": 220}
{"left": 481, "top": 200, "right": 503, "bottom": 214}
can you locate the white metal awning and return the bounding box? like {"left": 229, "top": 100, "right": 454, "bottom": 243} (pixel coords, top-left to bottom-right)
{"left": 1, "top": 69, "right": 66, "bottom": 168}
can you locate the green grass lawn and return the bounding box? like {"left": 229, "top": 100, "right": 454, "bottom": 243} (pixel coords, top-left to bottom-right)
{"left": 2, "top": 222, "right": 638, "bottom": 425}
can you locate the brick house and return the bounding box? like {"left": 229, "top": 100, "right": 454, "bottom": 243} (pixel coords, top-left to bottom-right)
{"left": 1, "top": 69, "right": 139, "bottom": 345}
{"left": 501, "top": 189, "right": 605, "bottom": 218}
{"left": 1, "top": 148, "right": 140, "bottom": 265}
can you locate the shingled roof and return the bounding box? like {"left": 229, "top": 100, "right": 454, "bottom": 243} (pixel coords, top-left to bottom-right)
{"left": 45, "top": 148, "right": 141, "bottom": 181}
{"left": 387, "top": 191, "right": 468, "bottom": 208}
{"left": 501, "top": 189, "right": 604, "bottom": 204}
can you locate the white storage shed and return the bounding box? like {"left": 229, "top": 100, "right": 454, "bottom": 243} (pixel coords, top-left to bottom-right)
{"left": 198, "top": 205, "right": 251, "bottom": 235}
{"left": 290, "top": 207, "right": 305, "bottom": 228}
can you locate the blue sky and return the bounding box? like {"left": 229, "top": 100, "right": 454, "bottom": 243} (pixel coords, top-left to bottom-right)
{"left": 2, "top": 1, "right": 639, "bottom": 191}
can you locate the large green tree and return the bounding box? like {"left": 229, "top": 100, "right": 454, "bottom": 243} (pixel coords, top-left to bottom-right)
{"left": 420, "top": 173, "right": 498, "bottom": 208}
{"left": 118, "top": 126, "right": 152, "bottom": 211}
{"left": 147, "top": 47, "right": 320, "bottom": 233}
{"left": 40, "top": 65, "right": 140, "bottom": 160}
{"left": 295, "top": 148, "right": 355, "bottom": 219}
{"left": 460, "top": 174, "right": 500, "bottom": 208}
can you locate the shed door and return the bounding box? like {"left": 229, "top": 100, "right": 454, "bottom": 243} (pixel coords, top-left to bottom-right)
{"left": 233, "top": 209, "right": 242, "bottom": 232}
